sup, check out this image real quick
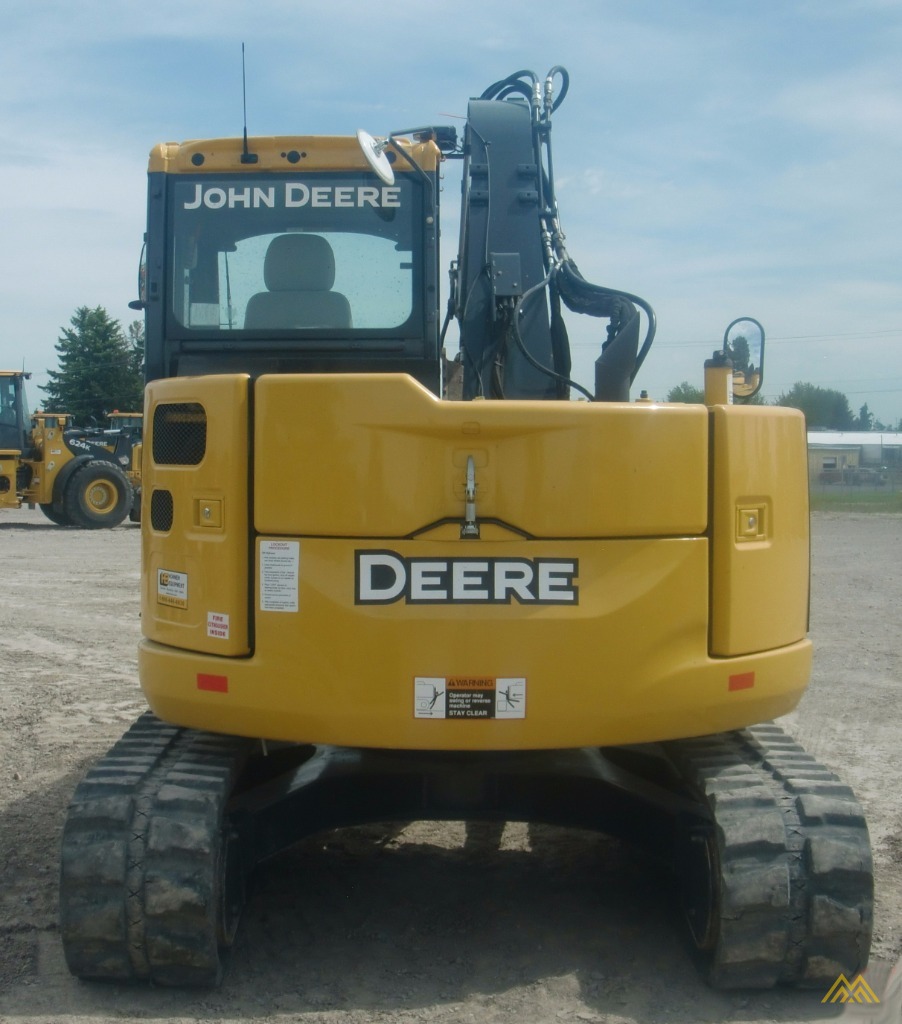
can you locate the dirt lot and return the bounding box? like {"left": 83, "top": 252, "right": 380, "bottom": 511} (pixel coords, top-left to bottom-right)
{"left": 0, "top": 508, "right": 899, "bottom": 1024}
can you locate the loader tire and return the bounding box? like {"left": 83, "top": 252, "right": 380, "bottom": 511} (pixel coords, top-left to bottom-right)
{"left": 39, "top": 502, "right": 73, "bottom": 526}
{"left": 64, "top": 461, "right": 132, "bottom": 528}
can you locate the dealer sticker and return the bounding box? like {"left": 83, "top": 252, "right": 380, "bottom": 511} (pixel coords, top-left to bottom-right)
{"left": 157, "top": 569, "right": 188, "bottom": 608}
{"left": 414, "top": 677, "right": 526, "bottom": 719}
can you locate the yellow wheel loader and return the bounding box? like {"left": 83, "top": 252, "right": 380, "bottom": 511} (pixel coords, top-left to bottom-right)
{"left": 60, "top": 68, "right": 872, "bottom": 989}
{"left": 0, "top": 371, "right": 136, "bottom": 527}
{"left": 84, "top": 411, "right": 143, "bottom": 520}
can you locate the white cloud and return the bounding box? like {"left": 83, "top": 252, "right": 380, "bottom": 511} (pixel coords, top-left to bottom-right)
{"left": 774, "top": 67, "right": 902, "bottom": 138}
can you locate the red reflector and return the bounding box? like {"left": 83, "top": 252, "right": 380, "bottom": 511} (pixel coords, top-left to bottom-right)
{"left": 728, "top": 672, "right": 755, "bottom": 692}
{"left": 197, "top": 673, "right": 228, "bottom": 693}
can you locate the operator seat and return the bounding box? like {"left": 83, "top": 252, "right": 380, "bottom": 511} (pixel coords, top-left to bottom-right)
{"left": 244, "top": 234, "right": 352, "bottom": 329}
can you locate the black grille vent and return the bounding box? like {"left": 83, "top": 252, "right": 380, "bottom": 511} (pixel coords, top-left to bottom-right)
{"left": 150, "top": 489, "right": 174, "bottom": 532}
{"left": 153, "top": 402, "right": 207, "bottom": 465}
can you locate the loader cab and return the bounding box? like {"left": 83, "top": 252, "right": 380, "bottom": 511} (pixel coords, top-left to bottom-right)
{"left": 0, "top": 371, "right": 30, "bottom": 452}
{"left": 140, "top": 137, "right": 443, "bottom": 393}
{"left": 107, "top": 412, "right": 144, "bottom": 441}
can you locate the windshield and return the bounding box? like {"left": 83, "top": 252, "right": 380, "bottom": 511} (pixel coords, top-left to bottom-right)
{"left": 0, "top": 375, "right": 26, "bottom": 449}
{"left": 169, "top": 173, "right": 419, "bottom": 334}
{"left": 0, "top": 377, "right": 17, "bottom": 420}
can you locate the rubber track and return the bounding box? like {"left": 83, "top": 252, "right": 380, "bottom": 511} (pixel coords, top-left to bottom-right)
{"left": 666, "top": 722, "right": 873, "bottom": 989}
{"left": 60, "top": 712, "right": 253, "bottom": 986}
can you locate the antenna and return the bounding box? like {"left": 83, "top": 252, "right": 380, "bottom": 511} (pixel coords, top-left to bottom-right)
{"left": 240, "top": 43, "right": 258, "bottom": 164}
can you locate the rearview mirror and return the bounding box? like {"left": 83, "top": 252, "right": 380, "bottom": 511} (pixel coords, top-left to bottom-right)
{"left": 724, "top": 317, "right": 765, "bottom": 400}
{"left": 357, "top": 129, "right": 395, "bottom": 185}
{"left": 128, "top": 240, "right": 147, "bottom": 311}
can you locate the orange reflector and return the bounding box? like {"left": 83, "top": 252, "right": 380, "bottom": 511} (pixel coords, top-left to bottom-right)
{"left": 728, "top": 672, "right": 755, "bottom": 692}
{"left": 197, "top": 673, "right": 228, "bottom": 693}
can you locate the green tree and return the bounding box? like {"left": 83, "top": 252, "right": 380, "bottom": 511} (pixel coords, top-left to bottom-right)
{"left": 726, "top": 334, "right": 751, "bottom": 374}
{"left": 126, "top": 319, "right": 145, "bottom": 387}
{"left": 41, "top": 306, "right": 144, "bottom": 425}
{"left": 666, "top": 381, "right": 705, "bottom": 404}
{"left": 776, "top": 382, "right": 854, "bottom": 430}
{"left": 855, "top": 403, "right": 874, "bottom": 431}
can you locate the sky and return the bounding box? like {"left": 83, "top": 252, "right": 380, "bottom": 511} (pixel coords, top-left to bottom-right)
{"left": 1, "top": 0, "right": 900, "bottom": 424}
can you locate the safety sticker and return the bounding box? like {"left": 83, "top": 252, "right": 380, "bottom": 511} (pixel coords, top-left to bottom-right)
{"left": 260, "top": 540, "right": 300, "bottom": 612}
{"left": 207, "top": 612, "right": 230, "bottom": 640}
{"left": 157, "top": 569, "right": 188, "bottom": 608}
{"left": 414, "top": 677, "right": 526, "bottom": 719}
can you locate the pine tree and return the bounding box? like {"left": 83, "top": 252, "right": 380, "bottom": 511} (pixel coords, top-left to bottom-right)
{"left": 127, "top": 319, "right": 145, "bottom": 387}
{"left": 855, "top": 403, "right": 874, "bottom": 431}
{"left": 41, "top": 307, "right": 144, "bottom": 425}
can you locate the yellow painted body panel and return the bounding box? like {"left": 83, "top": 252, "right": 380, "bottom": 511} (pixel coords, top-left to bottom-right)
{"left": 1, "top": 415, "right": 77, "bottom": 509}
{"left": 139, "top": 373, "right": 813, "bottom": 750}
{"left": 141, "top": 637, "right": 810, "bottom": 749}
{"left": 142, "top": 375, "right": 251, "bottom": 656}
{"left": 149, "top": 137, "right": 440, "bottom": 175}
{"left": 140, "top": 532, "right": 810, "bottom": 749}
{"left": 710, "top": 405, "right": 810, "bottom": 655}
{"left": 0, "top": 451, "right": 19, "bottom": 509}
{"left": 21, "top": 415, "right": 76, "bottom": 505}
{"left": 254, "top": 374, "right": 709, "bottom": 538}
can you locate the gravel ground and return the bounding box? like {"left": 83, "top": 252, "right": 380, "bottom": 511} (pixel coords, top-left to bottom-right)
{"left": 0, "top": 507, "right": 899, "bottom": 1024}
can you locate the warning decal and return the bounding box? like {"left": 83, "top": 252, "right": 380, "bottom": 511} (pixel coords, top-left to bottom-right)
{"left": 260, "top": 540, "right": 300, "bottom": 612}
{"left": 414, "top": 677, "right": 526, "bottom": 719}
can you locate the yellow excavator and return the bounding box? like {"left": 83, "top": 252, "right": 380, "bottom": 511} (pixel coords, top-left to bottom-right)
{"left": 60, "top": 68, "right": 872, "bottom": 988}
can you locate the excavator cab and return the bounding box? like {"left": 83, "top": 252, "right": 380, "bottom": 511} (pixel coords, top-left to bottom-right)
{"left": 141, "top": 139, "right": 442, "bottom": 392}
